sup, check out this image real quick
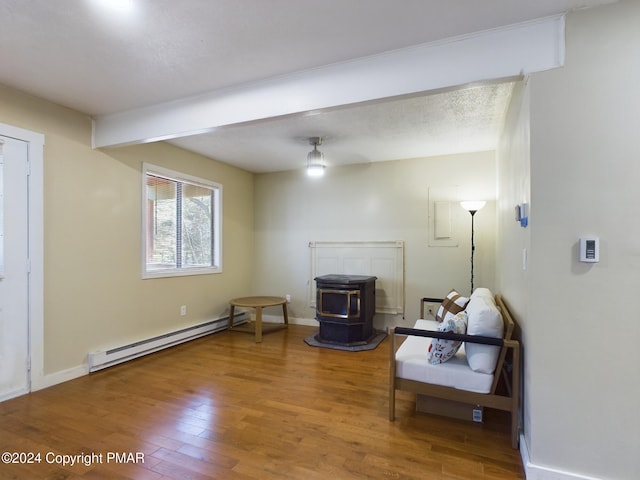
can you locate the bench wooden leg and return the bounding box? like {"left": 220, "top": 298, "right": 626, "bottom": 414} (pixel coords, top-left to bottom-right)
{"left": 510, "top": 343, "right": 521, "bottom": 449}
{"left": 389, "top": 329, "right": 396, "bottom": 421}
{"left": 389, "top": 386, "right": 396, "bottom": 421}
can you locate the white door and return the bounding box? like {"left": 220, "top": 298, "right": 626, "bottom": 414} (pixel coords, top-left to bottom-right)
{"left": 0, "top": 135, "right": 30, "bottom": 400}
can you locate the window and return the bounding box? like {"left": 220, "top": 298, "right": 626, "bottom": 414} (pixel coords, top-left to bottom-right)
{"left": 142, "top": 164, "right": 222, "bottom": 278}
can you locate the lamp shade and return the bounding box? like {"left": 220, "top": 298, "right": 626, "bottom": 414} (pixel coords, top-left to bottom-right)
{"left": 460, "top": 200, "right": 486, "bottom": 212}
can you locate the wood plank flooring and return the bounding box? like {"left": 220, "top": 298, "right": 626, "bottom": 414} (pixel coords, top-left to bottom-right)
{"left": 0, "top": 325, "right": 524, "bottom": 479}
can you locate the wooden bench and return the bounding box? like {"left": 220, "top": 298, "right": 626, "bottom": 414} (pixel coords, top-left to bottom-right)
{"left": 389, "top": 294, "right": 520, "bottom": 448}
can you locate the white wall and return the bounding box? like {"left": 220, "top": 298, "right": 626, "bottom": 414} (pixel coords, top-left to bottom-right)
{"left": 496, "top": 77, "right": 531, "bottom": 448}
{"left": 497, "top": 79, "right": 531, "bottom": 311}
{"left": 523, "top": 1, "right": 640, "bottom": 478}
{"left": 0, "top": 84, "right": 255, "bottom": 380}
{"left": 252, "top": 153, "right": 497, "bottom": 330}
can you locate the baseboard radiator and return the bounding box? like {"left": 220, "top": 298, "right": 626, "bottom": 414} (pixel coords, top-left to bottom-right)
{"left": 88, "top": 312, "right": 248, "bottom": 372}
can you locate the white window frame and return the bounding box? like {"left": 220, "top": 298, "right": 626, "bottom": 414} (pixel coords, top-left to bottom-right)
{"left": 142, "top": 163, "right": 222, "bottom": 279}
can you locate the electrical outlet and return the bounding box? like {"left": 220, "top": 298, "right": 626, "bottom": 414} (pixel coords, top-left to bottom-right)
{"left": 180, "top": 305, "right": 187, "bottom": 316}
{"left": 285, "top": 294, "right": 291, "bottom": 303}
{"left": 424, "top": 302, "right": 439, "bottom": 319}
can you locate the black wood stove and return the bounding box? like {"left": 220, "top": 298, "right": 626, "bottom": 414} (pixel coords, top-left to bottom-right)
{"left": 313, "top": 274, "right": 377, "bottom": 346}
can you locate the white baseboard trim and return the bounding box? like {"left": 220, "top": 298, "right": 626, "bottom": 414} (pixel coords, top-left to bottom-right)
{"left": 263, "top": 314, "right": 318, "bottom": 327}
{"left": 31, "top": 364, "right": 88, "bottom": 392}
{"left": 520, "top": 434, "right": 603, "bottom": 480}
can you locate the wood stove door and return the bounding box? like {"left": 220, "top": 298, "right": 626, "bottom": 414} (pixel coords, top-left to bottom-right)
{"left": 317, "top": 289, "right": 360, "bottom": 319}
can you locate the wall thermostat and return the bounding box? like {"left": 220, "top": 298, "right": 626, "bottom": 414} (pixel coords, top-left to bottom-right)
{"left": 579, "top": 237, "right": 599, "bottom": 263}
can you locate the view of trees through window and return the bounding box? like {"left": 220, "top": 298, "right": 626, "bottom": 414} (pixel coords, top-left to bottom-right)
{"left": 145, "top": 171, "right": 219, "bottom": 274}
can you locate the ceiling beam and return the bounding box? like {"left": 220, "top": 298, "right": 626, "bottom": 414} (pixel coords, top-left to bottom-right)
{"left": 92, "top": 15, "right": 564, "bottom": 149}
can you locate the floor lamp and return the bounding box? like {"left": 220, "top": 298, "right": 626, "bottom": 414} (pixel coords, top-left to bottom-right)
{"left": 460, "top": 201, "right": 486, "bottom": 295}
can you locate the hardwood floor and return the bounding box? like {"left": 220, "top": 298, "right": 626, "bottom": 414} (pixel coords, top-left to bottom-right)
{"left": 0, "top": 325, "right": 524, "bottom": 479}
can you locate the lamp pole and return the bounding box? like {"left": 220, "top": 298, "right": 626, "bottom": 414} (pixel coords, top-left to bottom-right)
{"left": 460, "top": 200, "right": 485, "bottom": 296}
{"left": 469, "top": 209, "right": 477, "bottom": 295}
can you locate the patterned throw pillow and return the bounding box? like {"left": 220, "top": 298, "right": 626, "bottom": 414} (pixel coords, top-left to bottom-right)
{"left": 427, "top": 311, "right": 468, "bottom": 365}
{"left": 435, "top": 289, "right": 470, "bottom": 323}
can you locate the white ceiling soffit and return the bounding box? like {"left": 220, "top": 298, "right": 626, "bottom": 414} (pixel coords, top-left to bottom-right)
{"left": 92, "top": 15, "right": 565, "bottom": 151}
{"left": 168, "top": 81, "right": 517, "bottom": 173}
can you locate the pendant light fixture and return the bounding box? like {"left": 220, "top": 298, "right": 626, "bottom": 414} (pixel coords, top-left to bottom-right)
{"left": 306, "top": 137, "right": 325, "bottom": 177}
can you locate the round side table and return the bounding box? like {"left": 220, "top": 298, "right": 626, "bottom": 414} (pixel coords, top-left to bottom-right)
{"left": 228, "top": 296, "right": 289, "bottom": 342}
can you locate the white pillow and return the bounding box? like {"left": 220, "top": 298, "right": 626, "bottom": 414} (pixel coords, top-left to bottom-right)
{"left": 465, "top": 288, "right": 503, "bottom": 374}
{"left": 469, "top": 287, "right": 494, "bottom": 303}
{"left": 427, "top": 311, "right": 468, "bottom": 365}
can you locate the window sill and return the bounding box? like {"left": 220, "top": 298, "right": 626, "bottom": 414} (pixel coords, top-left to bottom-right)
{"left": 142, "top": 267, "right": 222, "bottom": 279}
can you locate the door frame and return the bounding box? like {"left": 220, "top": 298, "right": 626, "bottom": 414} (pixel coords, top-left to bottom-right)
{"left": 0, "top": 123, "right": 44, "bottom": 395}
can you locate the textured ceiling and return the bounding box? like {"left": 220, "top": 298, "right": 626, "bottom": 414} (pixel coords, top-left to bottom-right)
{"left": 169, "top": 81, "right": 516, "bottom": 172}
{"left": 0, "top": 0, "right": 616, "bottom": 172}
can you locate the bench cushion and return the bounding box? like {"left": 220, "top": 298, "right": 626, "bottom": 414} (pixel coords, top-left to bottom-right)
{"left": 395, "top": 319, "right": 494, "bottom": 394}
